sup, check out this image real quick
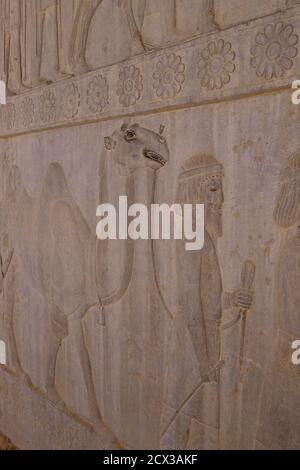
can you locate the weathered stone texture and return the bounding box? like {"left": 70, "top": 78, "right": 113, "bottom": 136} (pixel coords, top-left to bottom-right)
{"left": 0, "top": 0, "right": 300, "bottom": 450}
{"left": 0, "top": 431, "right": 17, "bottom": 450}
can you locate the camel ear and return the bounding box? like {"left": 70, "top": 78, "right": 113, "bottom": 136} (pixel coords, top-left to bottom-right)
{"left": 120, "top": 123, "right": 128, "bottom": 133}
{"left": 120, "top": 119, "right": 134, "bottom": 133}
{"left": 104, "top": 137, "right": 116, "bottom": 151}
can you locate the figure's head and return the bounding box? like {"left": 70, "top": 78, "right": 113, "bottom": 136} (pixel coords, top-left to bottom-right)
{"left": 274, "top": 150, "right": 300, "bottom": 228}
{"left": 104, "top": 123, "right": 169, "bottom": 175}
{"left": 177, "top": 154, "right": 224, "bottom": 237}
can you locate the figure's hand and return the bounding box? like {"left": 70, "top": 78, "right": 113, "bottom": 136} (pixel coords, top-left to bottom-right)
{"left": 232, "top": 288, "right": 254, "bottom": 311}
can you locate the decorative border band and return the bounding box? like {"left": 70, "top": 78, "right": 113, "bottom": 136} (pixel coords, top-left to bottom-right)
{"left": 1, "top": 8, "right": 300, "bottom": 137}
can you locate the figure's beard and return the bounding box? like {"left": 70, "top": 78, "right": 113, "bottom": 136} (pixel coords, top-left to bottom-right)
{"left": 206, "top": 206, "right": 223, "bottom": 238}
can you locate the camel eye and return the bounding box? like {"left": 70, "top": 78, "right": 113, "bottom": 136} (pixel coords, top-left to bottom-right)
{"left": 124, "top": 129, "right": 137, "bottom": 142}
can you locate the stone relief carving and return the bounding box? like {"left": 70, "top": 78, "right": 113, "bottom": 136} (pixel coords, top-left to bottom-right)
{"left": 116, "top": 65, "right": 143, "bottom": 107}
{"left": 5, "top": 0, "right": 23, "bottom": 94}
{"left": 86, "top": 0, "right": 218, "bottom": 70}
{"left": 250, "top": 22, "right": 299, "bottom": 80}
{"left": 160, "top": 155, "right": 255, "bottom": 450}
{"left": 69, "top": 0, "right": 103, "bottom": 74}
{"left": 38, "top": 89, "right": 56, "bottom": 123}
{"left": 152, "top": 53, "right": 185, "bottom": 100}
{"left": 61, "top": 83, "right": 81, "bottom": 120}
{"left": 1, "top": 0, "right": 100, "bottom": 91}
{"left": 2, "top": 1, "right": 300, "bottom": 99}
{"left": 0, "top": 139, "right": 258, "bottom": 451}
{"left": 257, "top": 150, "right": 300, "bottom": 449}
{"left": 220, "top": 259, "right": 256, "bottom": 450}
{"left": 198, "top": 39, "right": 236, "bottom": 90}
{"left": 2, "top": 9, "right": 300, "bottom": 136}
{"left": 2, "top": 0, "right": 65, "bottom": 92}
{"left": 29, "top": 162, "right": 108, "bottom": 434}
{"left": 83, "top": 123, "right": 172, "bottom": 449}
{"left": 0, "top": 0, "right": 219, "bottom": 93}
{"left": 136, "top": 0, "right": 217, "bottom": 50}
{"left": 1, "top": 102, "right": 16, "bottom": 130}
{"left": 0, "top": 165, "right": 34, "bottom": 378}
{"left": 2, "top": 0, "right": 300, "bottom": 452}
{"left": 39, "top": 1, "right": 63, "bottom": 83}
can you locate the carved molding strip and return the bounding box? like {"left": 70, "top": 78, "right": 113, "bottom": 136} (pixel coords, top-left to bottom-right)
{"left": 1, "top": 9, "right": 300, "bottom": 138}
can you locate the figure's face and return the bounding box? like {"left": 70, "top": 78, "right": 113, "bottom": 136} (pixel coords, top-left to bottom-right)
{"left": 204, "top": 176, "right": 224, "bottom": 237}
{"left": 104, "top": 123, "right": 169, "bottom": 175}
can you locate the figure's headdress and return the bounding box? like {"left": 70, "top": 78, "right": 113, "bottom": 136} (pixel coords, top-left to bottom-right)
{"left": 280, "top": 150, "right": 300, "bottom": 184}
{"left": 274, "top": 150, "right": 300, "bottom": 228}
{"left": 178, "top": 154, "right": 223, "bottom": 182}
{"left": 177, "top": 155, "right": 223, "bottom": 204}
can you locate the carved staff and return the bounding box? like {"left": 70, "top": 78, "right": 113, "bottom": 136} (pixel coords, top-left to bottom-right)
{"left": 238, "top": 260, "right": 256, "bottom": 370}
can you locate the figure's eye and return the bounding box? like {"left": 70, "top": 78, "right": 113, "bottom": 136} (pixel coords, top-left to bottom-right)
{"left": 208, "top": 180, "right": 219, "bottom": 192}
{"left": 124, "top": 129, "right": 137, "bottom": 142}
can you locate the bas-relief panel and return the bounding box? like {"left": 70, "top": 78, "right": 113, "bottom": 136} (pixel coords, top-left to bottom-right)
{"left": 0, "top": 0, "right": 300, "bottom": 451}
{"left": 0, "top": 0, "right": 217, "bottom": 94}
{"left": 0, "top": 86, "right": 299, "bottom": 448}
{"left": 1, "top": 0, "right": 294, "bottom": 97}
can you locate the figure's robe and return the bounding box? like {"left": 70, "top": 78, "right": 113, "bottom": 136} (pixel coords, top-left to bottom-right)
{"left": 138, "top": 0, "right": 216, "bottom": 49}
{"left": 161, "top": 232, "right": 222, "bottom": 450}
{"left": 257, "top": 236, "right": 300, "bottom": 449}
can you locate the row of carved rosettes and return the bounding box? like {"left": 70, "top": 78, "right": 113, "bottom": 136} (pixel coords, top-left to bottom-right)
{"left": 1, "top": 12, "right": 300, "bottom": 137}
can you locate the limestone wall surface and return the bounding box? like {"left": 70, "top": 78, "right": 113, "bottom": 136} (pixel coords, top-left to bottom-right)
{"left": 0, "top": 0, "right": 300, "bottom": 450}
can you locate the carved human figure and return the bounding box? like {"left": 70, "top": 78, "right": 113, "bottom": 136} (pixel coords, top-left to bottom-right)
{"left": 136, "top": 0, "right": 217, "bottom": 50}
{"left": 69, "top": 0, "right": 103, "bottom": 74}
{"left": 3, "top": 0, "right": 94, "bottom": 88}
{"left": 257, "top": 150, "right": 300, "bottom": 448}
{"left": 39, "top": 0, "right": 77, "bottom": 82}
{"left": 0, "top": 166, "right": 33, "bottom": 377}
{"left": 72, "top": 0, "right": 217, "bottom": 72}
{"left": 19, "top": 0, "right": 40, "bottom": 88}
{"left": 84, "top": 123, "right": 172, "bottom": 449}
{"left": 3, "top": 0, "right": 23, "bottom": 94}
{"left": 160, "top": 155, "right": 254, "bottom": 450}
{"left": 85, "top": 0, "right": 217, "bottom": 70}
{"left": 2, "top": 0, "right": 64, "bottom": 90}
{"left": 31, "top": 164, "right": 101, "bottom": 424}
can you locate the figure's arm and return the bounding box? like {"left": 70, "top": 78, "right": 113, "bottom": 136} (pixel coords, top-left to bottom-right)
{"left": 69, "top": 0, "right": 102, "bottom": 73}
{"left": 131, "top": 0, "right": 147, "bottom": 31}
{"left": 222, "top": 261, "right": 255, "bottom": 328}
{"left": 119, "top": 0, "right": 145, "bottom": 54}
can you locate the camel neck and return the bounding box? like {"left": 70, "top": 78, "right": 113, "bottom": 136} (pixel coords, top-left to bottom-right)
{"left": 132, "top": 167, "right": 156, "bottom": 207}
